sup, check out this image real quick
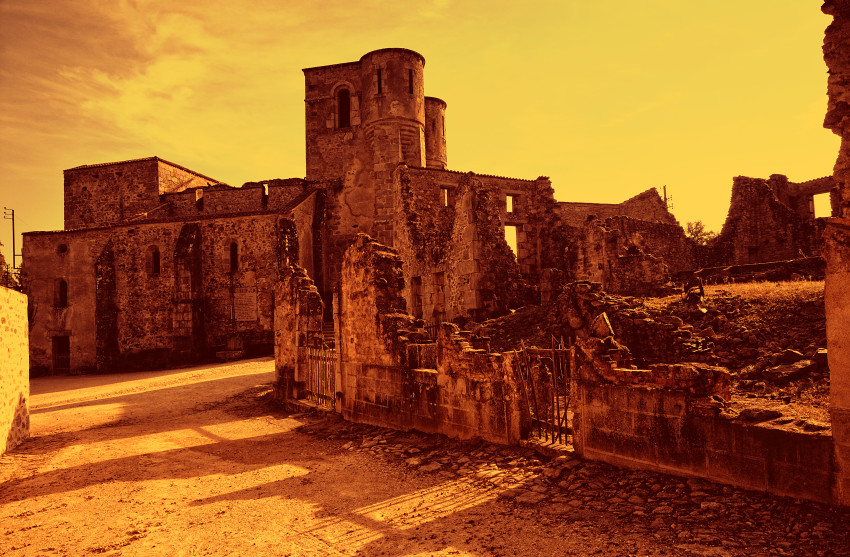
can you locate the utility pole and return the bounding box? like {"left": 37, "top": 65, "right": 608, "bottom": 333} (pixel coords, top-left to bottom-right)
{"left": 662, "top": 185, "right": 674, "bottom": 211}
{"left": 3, "top": 207, "right": 18, "bottom": 269}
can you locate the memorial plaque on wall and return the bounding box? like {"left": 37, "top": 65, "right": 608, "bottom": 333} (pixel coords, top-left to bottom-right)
{"left": 233, "top": 287, "right": 258, "bottom": 321}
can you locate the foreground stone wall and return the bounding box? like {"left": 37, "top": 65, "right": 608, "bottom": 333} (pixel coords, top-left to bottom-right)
{"left": 555, "top": 280, "right": 838, "bottom": 505}
{"left": 337, "top": 235, "right": 520, "bottom": 443}
{"left": 572, "top": 381, "right": 836, "bottom": 503}
{"left": 0, "top": 286, "right": 29, "bottom": 454}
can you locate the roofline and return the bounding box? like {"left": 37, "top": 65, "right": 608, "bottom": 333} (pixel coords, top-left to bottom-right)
{"left": 64, "top": 156, "right": 222, "bottom": 184}
{"left": 23, "top": 209, "right": 294, "bottom": 237}
{"left": 303, "top": 48, "right": 426, "bottom": 73}
{"left": 359, "top": 48, "right": 425, "bottom": 65}
{"left": 404, "top": 165, "right": 544, "bottom": 183}
{"left": 425, "top": 96, "right": 447, "bottom": 108}
{"left": 302, "top": 60, "right": 361, "bottom": 73}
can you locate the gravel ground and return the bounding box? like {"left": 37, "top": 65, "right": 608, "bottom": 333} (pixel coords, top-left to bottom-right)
{"left": 1, "top": 357, "right": 847, "bottom": 556}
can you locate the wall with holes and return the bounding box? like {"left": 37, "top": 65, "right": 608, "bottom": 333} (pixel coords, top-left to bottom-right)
{"left": 0, "top": 285, "right": 29, "bottom": 454}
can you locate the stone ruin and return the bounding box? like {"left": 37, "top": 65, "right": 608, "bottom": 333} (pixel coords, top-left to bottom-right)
{"left": 10, "top": 17, "right": 850, "bottom": 508}
{"left": 710, "top": 174, "right": 837, "bottom": 266}
{"left": 20, "top": 48, "right": 695, "bottom": 377}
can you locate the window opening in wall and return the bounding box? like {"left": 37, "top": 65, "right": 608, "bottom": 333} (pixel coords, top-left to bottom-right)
{"left": 747, "top": 246, "right": 759, "bottom": 264}
{"left": 505, "top": 225, "right": 518, "bottom": 259}
{"left": 152, "top": 248, "right": 161, "bottom": 275}
{"left": 229, "top": 242, "right": 238, "bottom": 273}
{"left": 813, "top": 192, "right": 832, "bottom": 218}
{"left": 506, "top": 194, "right": 517, "bottom": 214}
{"left": 433, "top": 272, "right": 445, "bottom": 316}
{"left": 56, "top": 243, "right": 68, "bottom": 255}
{"left": 52, "top": 335, "right": 70, "bottom": 374}
{"left": 411, "top": 276, "right": 423, "bottom": 319}
{"left": 337, "top": 88, "right": 351, "bottom": 128}
{"left": 440, "top": 187, "right": 450, "bottom": 207}
{"left": 441, "top": 115, "right": 445, "bottom": 137}
{"left": 55, "top": 279, "right": 68, "bottom": 308}
{"left": 408, "top": 69, "right": 414, "bottom": 94}
{"left": 377, "top": 69, "right": 382, "bottom": 94}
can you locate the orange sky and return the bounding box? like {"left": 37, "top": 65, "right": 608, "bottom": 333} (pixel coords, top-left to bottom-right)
{"left": 0, "top": 0, "right": 839, "bottom": 266}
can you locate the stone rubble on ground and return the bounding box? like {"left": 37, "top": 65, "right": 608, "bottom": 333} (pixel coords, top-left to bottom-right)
{"left": 296, "top": 415, "right": 850, "bottom": 557}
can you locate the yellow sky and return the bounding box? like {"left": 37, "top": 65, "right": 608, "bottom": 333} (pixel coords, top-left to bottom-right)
{"left": 0, "top": 0, "right": 839, "bottom": 265}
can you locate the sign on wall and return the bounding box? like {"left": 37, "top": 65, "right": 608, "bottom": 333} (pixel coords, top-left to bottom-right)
{"left": 233, "top": 287, "right": 258, "bottom": 322}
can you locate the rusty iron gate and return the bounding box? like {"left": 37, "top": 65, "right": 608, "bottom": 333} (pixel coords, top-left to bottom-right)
{"left": 306, "top": 346, "right": 337, "bottom": 409}
{"left": 515, "top": 341, "right": 571, "bottom": 444}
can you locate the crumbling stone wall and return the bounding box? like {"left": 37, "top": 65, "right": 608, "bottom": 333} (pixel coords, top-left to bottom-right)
{"left": 0, "top": 286, "right": 29, "bottom": 454}
{"left": 273, "top": 265, "right": 324, "bottom": 401}
{"left": 393, "top": 166, "right": 539, "bottom": 322}
{"left": 556, "top": 188, "right": 677, "bottom": 228}
{"left": 337, "top": 235, "right": 520, "bottom": 443}
{"left": 713, "top": 175, "right": 828, "bottom": 265}
{"left": 823, "top": 0, "right": 850, "bottom": 507}
{"left": 550, "top": 281, "right": 837, "bottom": 504}
{"left": 573, "top": 218, "right": 672, "bottom": 296}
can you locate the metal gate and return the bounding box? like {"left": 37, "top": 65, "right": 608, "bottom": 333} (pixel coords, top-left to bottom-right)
{"left": 306, "top": 347, "right": 337, "bottom": 409}
{"left": 514, "top": 342, "right": 571, "bottom": 444}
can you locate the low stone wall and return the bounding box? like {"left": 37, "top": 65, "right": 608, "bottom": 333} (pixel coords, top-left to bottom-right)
{"left": 337, "top": 235, "right": 520, "bottom": 444}
{"left": 693, "top": 256, "right": 826, "bottom": 284}
{"left": 1, "top": 286, "right": 29, "bottom": 454}
{"left": 572, "top": 380, "right": 836, "bottom": 504}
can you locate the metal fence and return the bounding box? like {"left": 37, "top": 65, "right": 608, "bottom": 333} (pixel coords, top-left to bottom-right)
{"left": 514, "top": 341, "right": 571, "bottom": 444}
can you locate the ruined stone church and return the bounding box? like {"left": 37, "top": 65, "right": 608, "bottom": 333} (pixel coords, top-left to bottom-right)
{"left": 22, "top": 48, "right": 691, "bottom": 375}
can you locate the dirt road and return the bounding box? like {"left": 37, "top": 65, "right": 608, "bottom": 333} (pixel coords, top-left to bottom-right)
{"left": 1, "top": 358, "right": 847, "bottom": 556}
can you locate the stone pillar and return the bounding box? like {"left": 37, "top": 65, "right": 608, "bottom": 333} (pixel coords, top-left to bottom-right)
{"left": 823, "top": 0, "right": 850, "bottom": 505}
{"left": 825, "top": 222, "right": 850, "bottom": 504}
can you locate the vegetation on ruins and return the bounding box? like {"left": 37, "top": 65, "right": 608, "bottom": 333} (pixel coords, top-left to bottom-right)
{"left": 685, "top": 220, "right": 718, "bottom": 246}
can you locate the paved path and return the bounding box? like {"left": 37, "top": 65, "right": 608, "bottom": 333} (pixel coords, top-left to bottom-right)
{"left": 1, "top": 358, "right": 847, "bottom": 556}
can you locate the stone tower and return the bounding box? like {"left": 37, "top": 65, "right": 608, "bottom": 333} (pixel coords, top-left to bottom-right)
{"left": 303, "top": 48, "right": 447, "bottom": 244}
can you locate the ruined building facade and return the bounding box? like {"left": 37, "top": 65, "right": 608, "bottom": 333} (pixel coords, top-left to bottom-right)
{"left": 712, "top": 173, "right": 838, "bottom": 265}
{"left": 22, "top": 48, "right": 691, "bottom": 375}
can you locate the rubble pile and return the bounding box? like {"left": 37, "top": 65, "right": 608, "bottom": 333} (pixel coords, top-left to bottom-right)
{"left": 479, "top": 279, "right": 828, "bottom": 409}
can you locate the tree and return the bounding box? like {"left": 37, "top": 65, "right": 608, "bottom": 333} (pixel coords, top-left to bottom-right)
{"left": 0, "top": 242, "right": 20, "bottom": 290}
{"left": 685, "top": 221, "right": 718, "bottom": 246}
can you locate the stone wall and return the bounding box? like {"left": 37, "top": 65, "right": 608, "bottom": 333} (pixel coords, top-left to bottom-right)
{"left": 0, "top": 286, "right": 29, "bottom": 454}
{"left": 552, "top": 280, "right": 838, "bottom": 505}
{"left": 573, "top": 217, "right": 672, "bottom": 296}
{"left": 273, "top": 264, "right": 324, "bottom": 401}
{"left": 336, "top": 235, "right": 520, "bottom": 444}
{"left": 823, "top": 0, "right": 850, "bottom": 507}
{"left": 23, "top": 213, "right": 295, "bottom": 374}
{"left": 393, "top": 165, "right": 572, "bottom": 322}
{"left": 556, "top": 188, "right": 678, "bottom": 228}
{"left": 572, "top": 381, "right": 836, "bottom": 503}
{"left": 64, "top": 157, "right": 220, "bottom": 231}
{"left": 713, "top": 175, "right": 830, "bottom": 265}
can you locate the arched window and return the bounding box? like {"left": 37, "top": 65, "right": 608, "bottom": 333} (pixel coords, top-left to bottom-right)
{"left": 229, "top": 242, "right": 239, "bottom": 273}
{"left": 55, "top": 279, "right": 68, "bottom": 308}
{"left": 337, "top": 88, "right": 351, "bottom": 129}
